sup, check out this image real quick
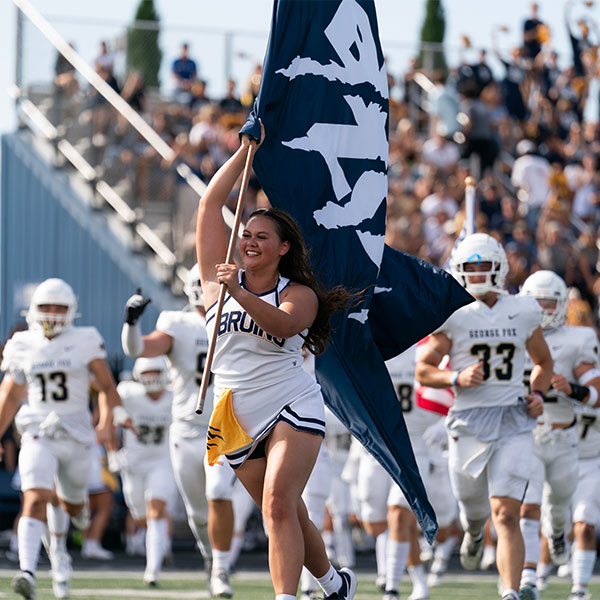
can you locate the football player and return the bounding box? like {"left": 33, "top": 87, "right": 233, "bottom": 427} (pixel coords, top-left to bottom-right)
{"left": 324, "top": 406, "right": 356, "bottom": 572}
{"left": 518, "top": 271, "right": 600, "bottom": 600}
{"left": 121, "top": 265, "right": 236, "bottom": 597}
{"left": 111, "top": 356, "right": 175, "bottom": 586}
{"left": 355, "top": 435, "right": 392, "bottom": 591}
{"left": 298, "top": 354, "right": 335, "bottom": 600}
{"left": 569, "top": 400, "right": 600, "bottom": 599}
{"left": 299, "top": 442, "right": 334, "bottom": 600}
{"left": 414, "top": 369, "right": 458, "bottom": 588}
{"left": 383, "top": 344, "right": 457, "bottom": 600}
{"left": 0, "top": 278, "right": 131, "bottom": 600}
{"left": 416, "top": 234, "right": 553, "bottom": 600}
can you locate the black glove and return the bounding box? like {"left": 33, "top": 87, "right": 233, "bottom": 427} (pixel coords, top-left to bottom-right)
{"left": 124, "top": 289, "right": 151, "bottom": 325}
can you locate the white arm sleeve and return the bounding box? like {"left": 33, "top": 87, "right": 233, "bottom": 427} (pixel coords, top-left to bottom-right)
{"left": 121, "top": 323, "right": 144, "bottom": 358}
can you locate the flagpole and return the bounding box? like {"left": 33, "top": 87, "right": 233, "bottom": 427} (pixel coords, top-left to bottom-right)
{"left": 464, "top": 176, "right": 476, "bottom": 236}
{"left": 195, "top": 141, "right": 257, "bottom": 414}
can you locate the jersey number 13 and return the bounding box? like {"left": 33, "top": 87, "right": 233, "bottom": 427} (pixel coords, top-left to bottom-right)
{"left": 35, "top": 372, "right": 68, "bottom": 402}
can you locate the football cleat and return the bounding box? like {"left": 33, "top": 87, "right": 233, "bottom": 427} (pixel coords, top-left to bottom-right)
{"left": 81, "top": 541, "right": 114, "bottom": 560}
{"left": 49, "top": 547, "right": 72, "bottom": 599}
{"left": 459, "top": 531, "right": 484, "bottom": 571}
{"left": 383, "top": 592, "right": 399, "bottom": 600}
{"left": 518, "top": 584, "right": 539, "bottom": 600}
{"left": 557, "top": 560, "right": 572, "bottom": 578}
{"left": 427, "top": 571, "right": 444, "bottom": 587}
{"left": 480, "top": 545, "right": 496, "bottom": 571}
{"left": 408, "top": 581, "right": 430, "bottom": 599}
{"left": 428, "top": 553, "right": 449, "bottom": 586}
{"left": 209, "top": 568, "right": 233, "bottom": 598}
{"left": 143, "top": 569, "right": 159, "bottom": 587}
{"left": 71, "top": 502, "right": 91, "bottom": 531}
{"left": 52, "top": 578, "right": 70, "bottom": 599}
{"left": 324, "top": 568, "right": 357, "bottom": 600}
{"left": 419, "top": 536, "right": 434, "bottom": 563}
{"left": 12, "top": 571, "right": 36, "bottom": 599}
{"left": 568, "top": 590, "right": 591, "bottom": 600}
{"left": 536, "top": 561, "right": 552, "bottom": 591}
{"left": 536, "top": 575, "right": 548, "bottom": 592}
{"left": 375, "top": 574, "right": 387, "bottom": 592}
{"left": 548, "top": 532, "right": 569, "bottom": 566}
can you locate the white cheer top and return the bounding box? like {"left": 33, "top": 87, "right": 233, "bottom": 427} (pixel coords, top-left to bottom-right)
{"left": 205, "top": 273, "right": 306, "bottom": 390}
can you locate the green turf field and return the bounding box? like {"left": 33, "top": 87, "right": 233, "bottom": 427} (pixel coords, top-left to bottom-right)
{"left": 1, "top": 571, "right": 599, "bottom": 599}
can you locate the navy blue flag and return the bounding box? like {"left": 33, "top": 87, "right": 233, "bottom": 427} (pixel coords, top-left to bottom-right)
{"left": 241, "top": 0, "right": 472, "bottom": 542}
{"left": 371, "top": 247, "right": 474, "bottom": 361}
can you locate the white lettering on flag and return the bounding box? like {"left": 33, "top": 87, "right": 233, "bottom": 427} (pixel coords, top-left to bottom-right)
{"left": 276, "top": 0, "right": 388, "bottom": 98}
{"left": 283, "top": 95, "right": 387, "bottom": 201}
{"left": 276, "top": 0, "right": 388, "bottom": 270}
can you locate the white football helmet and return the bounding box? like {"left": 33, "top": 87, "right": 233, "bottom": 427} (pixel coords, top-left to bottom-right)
{"left": 184, "top": 264, "right": 203, "bottom": 307}
{"left": 132, "top": 356, "right": 169, "bottom": 394}
{"left": 450, "top": 233, "right": 508, "bottom": 297}
{"left": 520, "top": 270, "right": 568, "bottom": 330}
{"left": 26, "top": 278, "right": 78, "bottom": 337}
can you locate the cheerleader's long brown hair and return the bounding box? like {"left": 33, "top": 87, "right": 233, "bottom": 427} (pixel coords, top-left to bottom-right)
{"left": 247, "top": 208, "right": 356, "bottom": 355}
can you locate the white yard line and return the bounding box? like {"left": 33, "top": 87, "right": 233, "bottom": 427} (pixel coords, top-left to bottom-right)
{"left": 1, "top": 568, "right": 600, "bottom": 583}
{"left": 69, "top": 591, "right": 210, "bottom": 598}
{"left": 0, "top": 569, "right": 269, "bottom": 581}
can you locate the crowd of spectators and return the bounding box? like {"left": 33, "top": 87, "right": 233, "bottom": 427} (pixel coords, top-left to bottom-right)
{"left": 387, "top": 0, "right": 600, "bottom": 327}
{"left": 42, "top": 1, "right": 600, "bottom": 323}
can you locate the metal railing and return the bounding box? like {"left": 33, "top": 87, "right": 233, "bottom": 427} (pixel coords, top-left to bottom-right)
{"left": 12, "top": 0, "right": 240, "bottom": 290}
{"left": 10, "top": 86, "right": 188, "bottom": 279}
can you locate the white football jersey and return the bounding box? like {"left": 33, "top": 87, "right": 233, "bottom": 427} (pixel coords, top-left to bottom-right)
{"left": 576, "top": 403, "right": 600, "bottom": 459}
{"left": 438, "top": 294, "right": 542, "bottom": 410}
{"left": 1, "top": 327, "right": 106, "bottom": 442}
{"left": 117, "top": 380, "right": 172, "bottom": 464}
{"left": 156, "top": 309, "right": 213, "bottom": 431}
{"left": 386, "top": 345, "right": 438, "bottom": 437}
{"left": 206, "top": 274, "right": 305, "bottom": 389}
{"left": 525, "top": 325, "right": 598, "bottom": 424}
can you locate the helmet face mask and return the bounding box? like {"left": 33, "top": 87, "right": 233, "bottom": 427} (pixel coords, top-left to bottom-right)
{"left": 450, "top": 234, "right": 508, "bottom": 298}
{"left": 520, "top": 270, "right": 567, "bottom": 329}
{"left": 184, "top": 264, "right": 204, "bottom": 308}
{"left": 26, "top": 279, "right": 78, "bottom": 337}
{"left": 133, "top": 356, "right": 169, "bottom": 394}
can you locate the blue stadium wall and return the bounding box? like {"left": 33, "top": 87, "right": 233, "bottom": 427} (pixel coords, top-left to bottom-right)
{"left": 0, "top": 132, "right": 185, "bottom": 373}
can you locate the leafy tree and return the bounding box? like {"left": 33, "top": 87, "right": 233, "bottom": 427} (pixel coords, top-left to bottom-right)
{"left": 419, "top": 0, "right": 447, "bottom": 72}
{"left": 127, "top": 0, "right": 162, "bottom": 88}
